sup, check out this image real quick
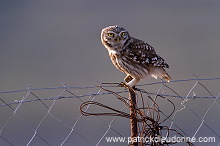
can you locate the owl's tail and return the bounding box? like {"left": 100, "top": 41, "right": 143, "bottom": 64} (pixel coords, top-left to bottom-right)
{"left": 149, "top": 67, "right": 171, "bottom": 82}
{"left": 161, "top": 71, "right": 171, "bottom": 82}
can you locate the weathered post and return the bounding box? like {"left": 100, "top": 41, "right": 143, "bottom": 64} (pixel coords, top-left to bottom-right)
{"left": 128, "top": 88, "right": 138, "bottom": 146}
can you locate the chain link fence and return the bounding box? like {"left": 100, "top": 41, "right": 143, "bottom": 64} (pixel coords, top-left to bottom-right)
{"left": 0, "top": 78, "right": 220, "bottom": 146}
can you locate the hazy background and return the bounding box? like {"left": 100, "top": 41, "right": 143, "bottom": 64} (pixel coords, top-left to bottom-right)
{"left": 1, "top": 0, "right": 220, "bottom": 91}
{"left": 0, "top": 0, "right": 220, "bottom": 146}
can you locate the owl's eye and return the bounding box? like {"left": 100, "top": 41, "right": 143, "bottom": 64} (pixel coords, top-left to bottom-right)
{"left": 107, "top": 33, "right": 114, "bottom": 37}
{"left": 121, "top": 32, "right": 125, "bottom": 37}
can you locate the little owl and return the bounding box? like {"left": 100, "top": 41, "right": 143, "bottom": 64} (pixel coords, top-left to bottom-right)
{"left": 101, "top": 25, "right": 171, "bottom": 88}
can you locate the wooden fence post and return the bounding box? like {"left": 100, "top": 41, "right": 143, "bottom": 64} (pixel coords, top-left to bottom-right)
{"left": 128, "top": 88, "right": 138, "bottom": 146}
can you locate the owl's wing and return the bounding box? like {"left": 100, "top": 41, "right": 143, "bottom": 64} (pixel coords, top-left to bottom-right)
{"left": 125, "top": 38, "right": 169, "bottom": 68}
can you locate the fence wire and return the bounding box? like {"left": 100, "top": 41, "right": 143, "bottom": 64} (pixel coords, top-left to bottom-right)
{"left": 0, "top": 78, "right": 220, "bottom": 146}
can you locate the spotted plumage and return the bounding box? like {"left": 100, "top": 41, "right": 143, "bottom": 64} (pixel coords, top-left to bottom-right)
{"left": 101, "top": 25, "right": 171, "bottom": 87}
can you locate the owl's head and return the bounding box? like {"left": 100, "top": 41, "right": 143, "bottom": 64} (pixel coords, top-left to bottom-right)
{"left": 101, "top": 25, "right": 130, "bottom": 52}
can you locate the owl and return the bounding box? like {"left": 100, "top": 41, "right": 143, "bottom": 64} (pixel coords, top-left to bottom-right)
{"left": 101, "top": 25, "right": 171, "bottom": 88}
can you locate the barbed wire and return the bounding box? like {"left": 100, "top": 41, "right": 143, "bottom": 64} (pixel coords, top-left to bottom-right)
{"left": 0, "top": 77, "right": 219, "bottom": 145}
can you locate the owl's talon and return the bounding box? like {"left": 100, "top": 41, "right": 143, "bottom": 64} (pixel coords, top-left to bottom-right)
{"left": 118, "top": 82, "right": 136, "bottom": 90}
{"left": 118, "top": 82, "right": 127, "bottom": 87}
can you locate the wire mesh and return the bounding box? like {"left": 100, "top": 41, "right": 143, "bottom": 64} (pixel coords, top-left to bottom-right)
{"left": 0, "top": 78, "right": 220, "bottom": 146}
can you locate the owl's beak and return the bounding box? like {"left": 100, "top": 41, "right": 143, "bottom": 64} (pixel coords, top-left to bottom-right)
{"left": 115, "top": 36, "right": 120, "bottom": 42}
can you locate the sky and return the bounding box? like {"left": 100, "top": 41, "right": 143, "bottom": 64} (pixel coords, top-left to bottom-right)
{"left": 1, "top": 0, "right": 220, "bottom": 91}
{"left": 0, "top": 0, "right": 220, "bottom": 145}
